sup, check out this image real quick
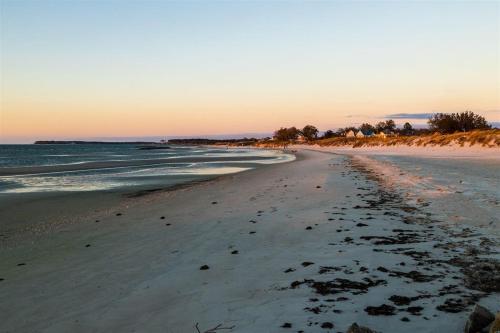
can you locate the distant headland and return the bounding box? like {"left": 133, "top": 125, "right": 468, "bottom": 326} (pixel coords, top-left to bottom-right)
{"left": 34, "top": 140, "right": 159, "bottom": 145}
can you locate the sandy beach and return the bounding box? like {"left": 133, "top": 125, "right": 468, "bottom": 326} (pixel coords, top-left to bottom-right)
{"left": 1, "top": 149, "right": 499, "bottom": 333}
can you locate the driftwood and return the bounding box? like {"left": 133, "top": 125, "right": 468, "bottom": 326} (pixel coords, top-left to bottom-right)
{"left": 195, "top": 323, "right": 235, "bottom": 333}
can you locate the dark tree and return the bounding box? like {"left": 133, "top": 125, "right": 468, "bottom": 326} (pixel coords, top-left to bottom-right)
{"left": 428, "top": 111, "right": 491, "bottom": 133}
{"left": 273, "top": 127, "right": 300, "bottom": 141}
{"left": 375, "top": 122, "right": 386, "bottom": 133}
{"left": 287, "top": 127, "right": 300, "bottom": 140}
{"left": 273, "top": 128, "right": 288, "bottom": 141}
{"left": 455, "top": 111, "right": 490, "bottom": 132}
{"left": 402, "top": 122, "right": 414, "bottom": 135}
{"left": 322, "top": 130, "right": 335, "bottom": 139}
{"left": 376, "top": 120, "right": 396, "bottom": 132}
{"left": 358, "top": 123, "right": 375, "bottom": 134}
{"left": 385, "top": 119, "right": 396, "bottom": 131}
{"left": 301, "top": 125, "right": 319, "bottom": 141}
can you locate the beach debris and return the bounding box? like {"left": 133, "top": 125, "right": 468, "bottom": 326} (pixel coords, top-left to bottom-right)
{"left": 404, "top": 306, "right": 423, "bottom": 315}
{"left": 305, "top": 226, "right": 313, "bottom": 230}
{"left": 17, "top": 263, "right": 26, "bottom": 266}
{"left": 464, "top": 304, "right": 495, "bottom": 333}
{"left": 436, "top": 297, "right": 478, "bottom": 313}
{"left": 249, "top": 231, "right": 256, "bottom": 234}
{"left": 211, "top": 201, "right": 218, "bottom": 205}
{"left": 291, "top": 277, "right": 386, "bottom": 295}
{"left": 316, "top": 185, "right": 322, "bottom": 188}
{"left": 462, "top": 260, "right": 500, "bottom": 293}
{"left": 441, "top": 256, "right": 500, "bottom": 292}
{"left": 388, "top": 295, "right": 412, "bottom": 306}
{"left": 360, "top": 232, "right": 422, "bottom": 245}
{"left": 346, "top": 323, "right": 377, "bottom": 333}
{"left": 230, "top": 250, "right": 238, "bottom": 254}
{"left": 364, "top": 304, "right": 396, "bottom": 316}
{"left": 400, "top": 317, "right": 410, "bottom": 322}
{"left": 305, "top": 306, "right": 321, "bottom": 314}
{"left": 321, "top": 322, "right": 334, "bottom": 329}
{"left": 199, "top": 265, "right": 210, "bottom": 270}
{"left": 302, "top": 262, "right": 314, "bottom": 267}
{"left": 160, "top": 216, "right": 165, "bottom": 219}
{"left": 280, "top": 322, "right": 292, "bottom": 328}
{"left": 195, "top": 322, "right": 235, "bottom": 332}
{"left": 378, "top": 268, "right": 441, "bottom": 282}
{"left": 85, "top": 244, "right": 91, "bottom": 247}
{"left": 116, "top": 213, "right": 122, "bottom": 216}
{"left": 284, "top": 268, "right": 295, "bottom": 273}
{"left": 318, "top": 266, "right": 343, "bottom": 274}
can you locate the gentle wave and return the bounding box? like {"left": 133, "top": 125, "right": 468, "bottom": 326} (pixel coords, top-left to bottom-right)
{"left": 0, "top": 146, "right": 293, "bottom": 193}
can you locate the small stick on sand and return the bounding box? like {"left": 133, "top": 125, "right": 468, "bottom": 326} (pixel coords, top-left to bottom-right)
{"left": 195, "top": 323, "right": 235, "bottom": 333}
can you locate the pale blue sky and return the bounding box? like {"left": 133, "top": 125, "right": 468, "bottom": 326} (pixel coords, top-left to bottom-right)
{"left": 1, "top": 0, "right": 499, "bottom": 142}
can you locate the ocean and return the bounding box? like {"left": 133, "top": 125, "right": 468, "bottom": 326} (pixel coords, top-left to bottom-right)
{"left": 0, "top": 144, "right": 294, "bottom": 193}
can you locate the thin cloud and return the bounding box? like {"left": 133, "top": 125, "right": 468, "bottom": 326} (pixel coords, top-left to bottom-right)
{"left": 385, "top": 113, "right": 434, "bottom": 119}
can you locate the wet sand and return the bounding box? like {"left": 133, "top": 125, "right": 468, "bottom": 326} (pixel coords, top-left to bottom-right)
{"left": 0, "top": 174, "right": 218, "bottom": 235}
{"left": 0, "top": 150, "right": 498, "bottom": 333}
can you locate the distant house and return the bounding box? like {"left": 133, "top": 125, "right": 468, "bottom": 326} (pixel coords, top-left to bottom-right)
{"left": 355, "top": 131, "right": 365, "bottom": 138}
{"left": 384, "top": 129, "right": 396, "bottom": 136}
{"left": 378, "top": 130, "right": 395, "bottom": 138}
{"left": 345, "top": 130, "right": 356, "bottom": 138}
{"left": 296, "top": 135, "right": 307, "bottom": 143}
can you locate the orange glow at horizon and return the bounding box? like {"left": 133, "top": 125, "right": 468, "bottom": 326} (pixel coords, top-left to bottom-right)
{"left": 3, "top": 85, "right": 499, "bottom": 139}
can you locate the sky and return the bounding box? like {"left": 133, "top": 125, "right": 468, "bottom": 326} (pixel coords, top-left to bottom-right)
{"left": 1, "top": 0, "right": 499, "bottom": 143}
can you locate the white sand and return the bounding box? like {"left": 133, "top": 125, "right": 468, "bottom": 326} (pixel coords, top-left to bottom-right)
{"left": 302, "top": 143, "right": 500, "bottom": 160}
{"left": 300, "top": 144, "right": 500, "bottom": 234}
{"left": 0, "top": 150, "right": 498, "bottom": 333}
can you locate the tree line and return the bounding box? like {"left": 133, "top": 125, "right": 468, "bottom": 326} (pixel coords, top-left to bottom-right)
{"left": 273, "top": 111, "right": 491, "bottom": 141}
{"left": 427, "top": 111, "right": 491, "bottom": 133}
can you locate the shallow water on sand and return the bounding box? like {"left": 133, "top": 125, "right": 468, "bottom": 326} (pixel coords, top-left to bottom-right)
{"left": 0, "top": 145, "right": 294, "bottom": 193}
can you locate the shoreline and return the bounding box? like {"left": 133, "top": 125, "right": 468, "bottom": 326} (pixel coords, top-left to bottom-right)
{"left": 0, "top": 154, "right": 278, "bottom": 176}
{"left": 0, "top": 151, "right": 299, "bottom": 244}
{"left": 0, "top": 149, "right": 498, "bottom": 332}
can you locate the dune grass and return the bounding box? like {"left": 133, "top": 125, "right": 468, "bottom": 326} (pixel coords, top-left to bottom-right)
{"left": 254, "top": 130, "right": 500, "bottom": 148}
{"left": 313, "top": 130, "right": 500, "bottom": 148}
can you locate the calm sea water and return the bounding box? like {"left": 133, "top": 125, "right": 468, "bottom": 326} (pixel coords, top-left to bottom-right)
{"left": 0, "top": 144, "right": 293, "bottom": 193}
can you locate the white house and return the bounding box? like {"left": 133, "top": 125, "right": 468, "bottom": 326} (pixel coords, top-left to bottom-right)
{"left": 378, "top": 130, "right": 395, "bottom": 138}
{"left": 355, "top": 131, "right": 365, "bottom": 138}
{"left": 296, "top": 135, "right": 307, "bottom": 143}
